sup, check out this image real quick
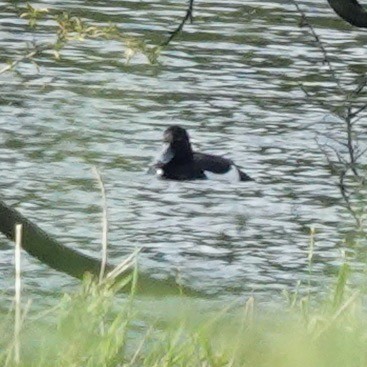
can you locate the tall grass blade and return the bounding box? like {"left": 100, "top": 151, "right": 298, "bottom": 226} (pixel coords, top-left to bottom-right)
{"left": 14, "top": 224, "right": 22, "bottom": 365}
{"left": 333, "top": 262, "right": 350, "bottom": 309}
{"left": 92, "top": 166, "right": 109, "bottom": 283}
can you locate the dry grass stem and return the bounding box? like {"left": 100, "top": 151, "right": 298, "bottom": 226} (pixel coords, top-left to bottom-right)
{"left": 92, "top": 166, "right": 109, "bottom": 283}
{"left": 313, "top": 290, "right": 359, "bottom": 340}
{"left": 14, "top": 224, "right": 22, "bottom": 365}
{"left": 106, "top": 248, "right": 142, "bottom": 281}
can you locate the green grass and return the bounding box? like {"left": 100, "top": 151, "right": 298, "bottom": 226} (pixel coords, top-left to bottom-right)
{"left": 1, "top": 260, "right": 367, "bottom": 367}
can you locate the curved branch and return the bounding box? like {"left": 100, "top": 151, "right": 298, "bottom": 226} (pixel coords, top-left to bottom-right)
{"left": 327, "top": 0, "right": 367, "bottom": 28}
{"left": 0, "top": 200, "right": 201, "bottom": 297}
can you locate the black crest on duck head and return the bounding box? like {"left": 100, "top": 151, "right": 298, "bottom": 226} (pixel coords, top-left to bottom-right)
{"left": 163, "top": 125, "right": 193, "bottom": 161}
{"left": 164, "top": 125, "right": 189, "bottom": 143}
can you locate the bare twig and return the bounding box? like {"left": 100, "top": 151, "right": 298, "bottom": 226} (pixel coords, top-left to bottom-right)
{"left": 300, "top": 84, "right": 330, "bottom": 110}
{"left": 291, "top": 0, "right": 345, "bottom": 95}
{"left": 92, "top": 166, "right": 109, "bottom": 283}
{"left": 355, "top": 146, "right": 367, "bottom": 162}
{"left": 316, "top": 136, "right": 364, "bottom": 230}
{"left": 350, "top": 103, "right": 367, "bottom": 119}
{"left": 345, "top": 108, "right": 359, "bottom": 177}
{"left": 316, "top": 138, "right": 344, "bottom": 169}
{"left": 0, "top": 50, "right": 38, "bottom": 75}
{"left": 353, "top": 76, "right": 367, "bottom": 96}
{"left": 161, "top": 0, "right": 195, "bottom": 47}
{"left": 300, "top": 84, "right": 347, "bottom": 122}
{"left": 0, "top": 41, "right": 55, "bottom": 75}
{"left": 339, "top": 169, "right": 363, "bottom": 229}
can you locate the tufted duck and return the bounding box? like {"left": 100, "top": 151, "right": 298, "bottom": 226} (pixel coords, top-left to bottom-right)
{"left": 154, "top": 125, "right": 252, "bottom": 181}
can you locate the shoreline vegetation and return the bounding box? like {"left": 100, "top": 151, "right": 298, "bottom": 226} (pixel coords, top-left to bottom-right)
{"left": 1, "top": 249, "right": 367, "bottom": 367}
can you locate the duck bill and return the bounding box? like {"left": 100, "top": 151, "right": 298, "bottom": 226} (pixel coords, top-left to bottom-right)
{"left": 156, "top": 143, "right": 174, "bottom": 165}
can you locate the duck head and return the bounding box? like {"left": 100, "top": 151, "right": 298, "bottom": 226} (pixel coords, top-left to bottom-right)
{"left": 157, "top": 125, "right": 194, "bottom": 166}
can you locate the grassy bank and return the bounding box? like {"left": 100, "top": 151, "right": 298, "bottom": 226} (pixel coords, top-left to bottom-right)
{"left": 1, "top": 261, "right": 367, "bottom": 367}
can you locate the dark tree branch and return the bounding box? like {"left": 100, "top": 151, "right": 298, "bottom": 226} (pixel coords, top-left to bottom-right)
{"left": 0, "top": 200, "right": 103, "bottom": 279}
{"left": 161, "top": 0, "right": 194, "bottom": 47}
{"left": 0, "top": 200, "right": 200, "bottom": 297}
{"left": 327, "top": 0, "right": 367, "bottom": 28}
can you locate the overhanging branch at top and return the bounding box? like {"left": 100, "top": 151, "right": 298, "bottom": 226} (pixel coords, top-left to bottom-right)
{"left": 327, "top": 0, "right": 367, "bottom": 27}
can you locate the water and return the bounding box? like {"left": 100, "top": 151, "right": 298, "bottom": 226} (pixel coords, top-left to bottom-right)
{"left": 1, "top": 0, "right": 367, "bottom": 305}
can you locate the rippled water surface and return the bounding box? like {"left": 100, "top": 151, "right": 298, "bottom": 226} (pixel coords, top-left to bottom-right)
{"left": 1, "top": 0, "right": 367, "bottom": 304}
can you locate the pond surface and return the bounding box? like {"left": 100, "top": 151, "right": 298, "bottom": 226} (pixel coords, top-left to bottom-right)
{"left": 1, "top": 0, "right": 367, "bottom": 306}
